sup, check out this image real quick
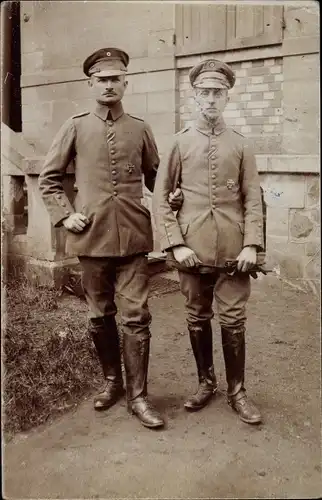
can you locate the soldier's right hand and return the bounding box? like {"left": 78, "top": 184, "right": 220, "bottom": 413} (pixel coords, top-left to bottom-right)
{"left": 63, "top": 213, "right": 90, "bottom": 233}
{"left": 173, "top": 245, "right": 201, "bottom": 267}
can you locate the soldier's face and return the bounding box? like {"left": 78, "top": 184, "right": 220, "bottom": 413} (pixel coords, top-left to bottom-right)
{"left": 89, "top": 75, "right": 128, "bottom": 105}
{"left": 194, "top": 88, "right": 229, "bottom": 120}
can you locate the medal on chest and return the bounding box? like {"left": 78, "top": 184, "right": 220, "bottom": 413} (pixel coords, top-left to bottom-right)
{"left": 226, "top": 179, "right": 235, "bottom": 190}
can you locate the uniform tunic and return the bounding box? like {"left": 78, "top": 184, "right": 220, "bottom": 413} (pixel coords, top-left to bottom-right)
{"left": 39, "top": 103, "right": 159, "bottom": 257}
{"left": 153, "top": 115, "right": 264, "bottom": 269}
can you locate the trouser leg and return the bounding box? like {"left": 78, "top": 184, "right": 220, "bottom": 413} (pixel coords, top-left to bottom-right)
{"left": 79, "top": 257, "right": 124, "bottom": 411}
{"left": 214, "top": 272, "right": 261, "bottom": 424}
{"left": 116, "top": 254, "right": 164, "bottom": 428}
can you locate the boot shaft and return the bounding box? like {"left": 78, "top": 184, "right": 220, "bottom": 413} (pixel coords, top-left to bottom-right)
{"left": 221, "top": 326, "right": 245, "bottom": 397}
{"left": 89, "top": 316, "right": 122, "bottom": 381}
{"left": 188, "top": 321, "right": 216, "bottom": 386}
{"left": 122, "top": 331, "right": 150, "bottom": 401}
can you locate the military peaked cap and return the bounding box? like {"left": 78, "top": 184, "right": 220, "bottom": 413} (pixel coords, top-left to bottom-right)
{"left": 83, "top": 48, "right": 129, "bottom": 77}
{"left": 189, "top": 59, "right": 236, "bottom": 89}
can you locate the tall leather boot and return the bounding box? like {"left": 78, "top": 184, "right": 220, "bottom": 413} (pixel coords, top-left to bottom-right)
{"left": 123, "top": 332, "right": 164, "bottom": 429}
{"left": 89, "top": 316, "right": 125, "bottom": 411}
{"left": 184, "top": 321, "right": 218, "bottom": 411}
{"left": 221, "top": 326, "right": 261, "bottom": 424}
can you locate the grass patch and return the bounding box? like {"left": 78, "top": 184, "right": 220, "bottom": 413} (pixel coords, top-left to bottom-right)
{"left": 3, "top": 277, "right": 102, "bottom": 436}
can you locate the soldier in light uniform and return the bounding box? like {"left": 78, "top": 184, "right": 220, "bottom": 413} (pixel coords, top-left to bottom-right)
{"left": 153, "top": 59, "right": 264, "bottom": 425}
{"left": 39, "top": 48, "right": 181, "bottom": 429}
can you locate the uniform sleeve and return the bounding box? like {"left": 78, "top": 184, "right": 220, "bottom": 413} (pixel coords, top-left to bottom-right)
{"left": 152, "top": 141, "right": 186, "bottom": 251}
{"left": 141, "top": 122, "right": 160, "bottom": 192}
{"left": 240, "top": 141, "right": 265, "bottom": 251}
{"left": 38, "top": 118, "right": 76, "bottom": 227}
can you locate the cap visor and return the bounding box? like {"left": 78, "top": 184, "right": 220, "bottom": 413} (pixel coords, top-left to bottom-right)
{"left": 92, "top": 69, "right": 127, "bottom": 77}
{"left": 194, "top": 80, "right": 227, "bottom": 89}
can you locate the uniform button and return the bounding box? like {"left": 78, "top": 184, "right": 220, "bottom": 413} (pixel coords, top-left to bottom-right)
{"left": 110, "top": 149, "right": 116, "bottom": 154}
{"left": 65, "top": 210, "right": 70, "bottom": 215}
{"left": 62, "top": 202, "right": 66, "bottom": 207}
{"left": 113, "top": 191, "right": 117, "bottom": 196}
{"left": 57, "top": 194, "right": 62, "bottom": 199}
{"left": 111, "top": 160, "right": 116, "bottom": 165}
{"left": 168, "top": 232, "right": 172, "bottom": 237}
{"left": 165, "top": 223, "right": 170, "bottom": 227}
{"left": 108, "top": 121, "right": 113, "bottom": 126}
{"left": 112, "top": 181, "right": 117, "bottom": 185}
{"left": 212, "top": 165, "right": 216, "bottom": 169}
{"left": 110, "top": 141, "right": 115, "bottom": 145}
{"left": 212, "top": 175, "right": 215, "bottom": 179}
{"left": 112, "top": 170, "right": 116, "bottom": 175}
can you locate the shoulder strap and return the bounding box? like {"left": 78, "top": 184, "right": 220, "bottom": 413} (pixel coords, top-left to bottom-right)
{"left": 71, "top": 111, "right": 90, "bottom": 119}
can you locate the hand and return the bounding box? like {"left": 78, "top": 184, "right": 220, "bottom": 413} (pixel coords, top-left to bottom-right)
{"left": 63, "top": 213, "right": 90, "bottom": 233}
{"left": 168, "top": 188, "right": 183, "bottom": 211}
{"left": 173, "top": 245, "right": 201, "bottom": 267}
{"left": 236, "top": 246, "right": 257, "bottom": 272}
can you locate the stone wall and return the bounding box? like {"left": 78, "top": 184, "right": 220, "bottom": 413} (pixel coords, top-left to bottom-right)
{"left": 4, "top": 1, "right": 319, "bottom": 290}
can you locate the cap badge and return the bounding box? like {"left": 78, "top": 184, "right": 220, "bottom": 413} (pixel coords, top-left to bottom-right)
{"left": 226, "top": 179, "right": 235, "bottom": 190}
{"left": 209, "top": 61, "right": 215, "bottom": 68}
{"left": 106, "top": 51, "right": 111, "bottom": 56}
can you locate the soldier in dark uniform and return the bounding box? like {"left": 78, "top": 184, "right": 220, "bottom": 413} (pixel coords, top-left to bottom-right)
{"left": 153, "top": 59, "right": 265, "bottom": 425}
{"left": 38, "top": 48, "right": 181, "bottom": 429}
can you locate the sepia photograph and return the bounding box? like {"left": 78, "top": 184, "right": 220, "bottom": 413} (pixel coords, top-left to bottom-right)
{"left": 1, "top": 0, "right": 320, "bottom": 498}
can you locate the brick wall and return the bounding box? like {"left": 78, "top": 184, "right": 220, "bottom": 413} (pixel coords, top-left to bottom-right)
{"left": 179, "top": 57, "right": 283, "bottom": 154}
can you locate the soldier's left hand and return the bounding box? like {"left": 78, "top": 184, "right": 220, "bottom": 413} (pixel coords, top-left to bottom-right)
{"left": 168, "top": 188, "right": 183, "bottom": 211}
{"left": 236, "top": 245, "right": 257, "bottom": 272}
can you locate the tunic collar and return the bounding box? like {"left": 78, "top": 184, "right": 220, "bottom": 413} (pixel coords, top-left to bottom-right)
{"left": 195, "top": 114, "right": 227, "bottom": 136}
{"left": 93, "top": 101, "right": 124, "bottom": 121}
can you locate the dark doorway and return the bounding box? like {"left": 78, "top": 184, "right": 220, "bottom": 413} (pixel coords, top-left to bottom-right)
{"left": 2, "top": 1, "right": 22, "bottom": 132}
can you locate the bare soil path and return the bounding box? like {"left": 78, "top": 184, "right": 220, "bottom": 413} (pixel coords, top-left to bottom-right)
{"left": 3, "top": 275, "right": 321, "bottom": 499}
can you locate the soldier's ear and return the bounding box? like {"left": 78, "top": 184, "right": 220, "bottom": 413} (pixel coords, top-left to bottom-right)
{"left": 88, "top": 78, "right": 93, "bottom": 88}
{"left": 124, "top": 79, "right": 128, "bottom": 89}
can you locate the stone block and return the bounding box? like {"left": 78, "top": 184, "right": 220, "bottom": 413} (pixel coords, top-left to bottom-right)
{"left": 306, "top": 176, "right": 320, "bottom": 207}
{"left": 156, "top": 134, "right": 176, "bottom": 156}
{"left": 51, "top": 99, "right": 80, "bottom": 129}
{"left": 303, "top": 254, "right": 321, "bottom": 281}
{"left": 283, "top": 54, "right": 320, "bottom": 82}
{"left": 289, "top": 209, "right": 317, "bottom": 241}
{"left": 266, "top": 236, "right": 306, "bottom": 279}
{"left": 147, "top": 90, "right": 176, "bottom": 114}
{"left": 282, "top": 132, "right": 319, "bottom": 156}
{"left": 131, "top": 70, "right": 176, "bottom": 94}
{"left": 21, "top": 101, "right": 52, "bottom": 124}
{"left": 305, "top": 241, "right": 320, "bottom": 258}
{"left": 267, "top": 156, "right": 319, "bottom": 174}
{"left": 142, "top": 113, "right": 176, "bottom": 135}
{"left": 148, "top": 29, "right": 175, "bottom": 58}
{"left": 266, "top": 207, "right": 289, "bottom": 238}
{"left": 24, "top": 175, "right": 57, "bottom": 260}
{"left": 283, "top": 5, "right": 320, "bottom": 39}
{"left": 122, "top": 94, "right": 148, "bottom": 115}
{"left": 260, "top": 175, "right": 305, "bottom": 209}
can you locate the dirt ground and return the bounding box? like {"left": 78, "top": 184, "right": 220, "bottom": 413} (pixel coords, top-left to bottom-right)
{"left": 2, "top": 272, "right": 321, "bottom": 499}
